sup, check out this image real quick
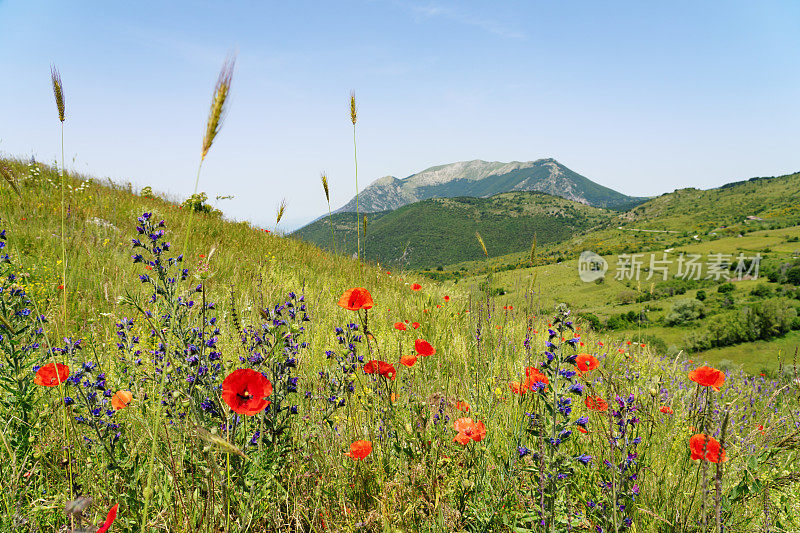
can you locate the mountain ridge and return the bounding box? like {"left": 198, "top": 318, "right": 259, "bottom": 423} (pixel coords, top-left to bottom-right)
{"left": 334, "top": 158, "right": 646, "bottom": 213}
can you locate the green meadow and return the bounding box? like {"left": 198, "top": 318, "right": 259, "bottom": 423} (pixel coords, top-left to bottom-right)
{"left": 451, "top": 225, "right": 800, "bottom": 374}
{"left": 0, "top": 64, "right": 798, "bottom": 533}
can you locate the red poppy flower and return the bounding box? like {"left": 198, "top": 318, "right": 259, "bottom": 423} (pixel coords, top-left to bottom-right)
{"left": 508, "top": 305, "right": 514, "bottom": 310}
{"left": 453, "top": 418, "right": 486, "bottom": 445}
{"left": 345, "top": 440, "right": 372, "bottom": 460}
{"left": 659, "top": 406, "right": 673, "bottom": 414}
{"left": 111, "top": 391, "right": 133, "bottom": 410}
{"left": 585, "top": 396, "right": 608, "bottom": 412}
{"left": 640, "top": 343, "right": 646, "bottom": 348}
{"left": 689, "top": 434, "right": 726, "bottom": 463}
{"left": 400, "top": 354, "right": 418, "bottom": 367}
{"left": 443, "top": 295, "right": 451, "bottom": 301}
{"left": 97, "top": 503, "right": 118, "bottom": 533}
{"left": 410, "top": 283, "right": 422, "bottom": 291}
{"left": 598, "top": 341, "right": 604, "bottom": 347}
{"left": 34, "top": 363, "right": 69, "bottom": 387}
{"left": 57, "top": 284, "right": 64, "bottom": 290}
{"left": 626, "top": 341, "right": 631, "bottom": 345}
{"left": 757, "top": 424, "right": 765, "bottom": 434}
{"left": 414, "top": 339, "right": 436, "bottom": 357}
{"left": 577, "top": 426, "right": 588, "bottom": 433}
{"left": 688, "top": 366, "right": 725, "bottom": 392}
{"left": 386, "top": 271, "right": 391, "bottom": 275}
{"left": 393, "top": 321, "right": 407, "bottom": 331}
{"left": 455, "top": 401, "right": 469, "bottom": 412}
{"left": 575, "top": 353, "right": 599, "bottom": 373}
{"left": 337, "top": 287, "right": 374, "bottom": 311}
{"left": 364, "top": 360, "right": 396, "bottom": 379}
{"left": 523, "top": 367, "right": 549, "bottom": 390}
{"left": 412, "top": 322, "right": 420, "bottom": 329}
{"left": 221, "top": 369, "right": 273, "bottom": 415}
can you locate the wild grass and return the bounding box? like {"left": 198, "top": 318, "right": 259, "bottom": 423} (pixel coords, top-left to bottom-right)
{"left": 1, "top": 158, "right": 799, "bottom": 531}
{"left": 1, "top": 67, "right": 799, "bottom": 533}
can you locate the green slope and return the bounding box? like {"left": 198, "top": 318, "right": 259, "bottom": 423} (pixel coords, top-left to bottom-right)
{"left": 444, "top": 170, "right": 800, "bottom": 274}
{"left": 293, "top": 191, "right": 614, "bottom": 268}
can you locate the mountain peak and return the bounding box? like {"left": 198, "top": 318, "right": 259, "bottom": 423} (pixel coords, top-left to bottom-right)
{"left": 334, "top": 158, "right": 643, "bottom": 213}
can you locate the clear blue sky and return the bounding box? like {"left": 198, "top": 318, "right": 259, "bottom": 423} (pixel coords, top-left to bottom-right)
{"left": 1, "top": 1, "right": 798, "bottom": 230}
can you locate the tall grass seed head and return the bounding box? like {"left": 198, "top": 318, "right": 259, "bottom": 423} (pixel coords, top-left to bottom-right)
{"left": 50, "top": 65, "right": 65, "bottom": 123}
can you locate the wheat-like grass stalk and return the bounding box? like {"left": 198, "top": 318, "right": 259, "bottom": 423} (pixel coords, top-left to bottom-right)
{"left": 321, "top": 172, "right": 337, "bottom": 254}
{"left": 50, "top": 63, "right": 74, "bottom": 511}
{"left": 476, "top": 231, "right": 488, "bottom": 258}
{"left": 50, "top": 65, "right": 68, "bottom": 322}
{"left": 50, "top": 66, "right": 65, "bottom": 123}
{"left": 350, "top": 90, "right": 358, "bottom": 126}
{"left": 350, "top": 90, "right": 361, "bottom": 260}
{"left": 276, "top": 198, "right": 287, "bottom": 226}
{"left": 182, "top": 54, "right": 236, "bottom": 257}
{"left": 0, "top": 166, "right": 21, "bottom": 197}
{"left": 201, "top": 56, "right": 235, "bottom": 161}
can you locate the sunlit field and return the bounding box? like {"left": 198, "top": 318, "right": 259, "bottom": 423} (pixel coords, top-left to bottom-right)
{"left": 1, "top": 52, "right": 799, "bottom": 533}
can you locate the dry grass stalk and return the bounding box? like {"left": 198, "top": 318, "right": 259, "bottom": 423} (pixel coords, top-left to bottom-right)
{"left": 321, "top": 172, "right": 337, "bottom": 254}
{"left": 350, "top": 90, "right": 357, "bottom": 125}
{"left": 0, "top": 166, "right": 21, "bottom": 197}
{"left": 321, "top": 172, "right": 330, "bottom": 203}
{"left": 50, "top": 66, "right": 65, "bottom": 123}
{"left": 276, "top": 198, "right": 287, "bottom": 226}
{"left": 201, "top": 55, "right": 235, "bottom": 161}
{"left": 476, "top": 231, "right": 488, "bottom": 257}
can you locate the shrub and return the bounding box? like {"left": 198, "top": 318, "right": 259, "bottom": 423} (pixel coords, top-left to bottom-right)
{"left": 578, "top": 312, "right": 602, "bottom": 331}
{"left": 750, "top": 283, "right": 773, "bottom": 298}
{"left": 696, "top": 289, "right": 707, "bottom": 301}
{"left": 181, "top": 192, "right": 221, "bottom": 216}
{"left": 665, "top": 298, "right": 706, "bottom": 325}
{"left": 617, "top": 290, "right": 638, "bottom": 304}
{"left": 717, "top": 282, "right": 735, "bottom": 293}
{"left": 786, "top": 266, "right": 800, "bottom": 286}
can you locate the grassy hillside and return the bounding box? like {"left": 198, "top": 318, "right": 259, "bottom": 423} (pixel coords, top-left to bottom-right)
{"left": 440, "top": 170, "right": 800, "bottom": 276}
{"left": 294, "top": 191, "right": 614, "bottom": 268}
{"left": 2, "top": 156, "right": 799, "bottom": 532}
{"left": 451, "top": 224, "right": 800, "bottom": 373}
